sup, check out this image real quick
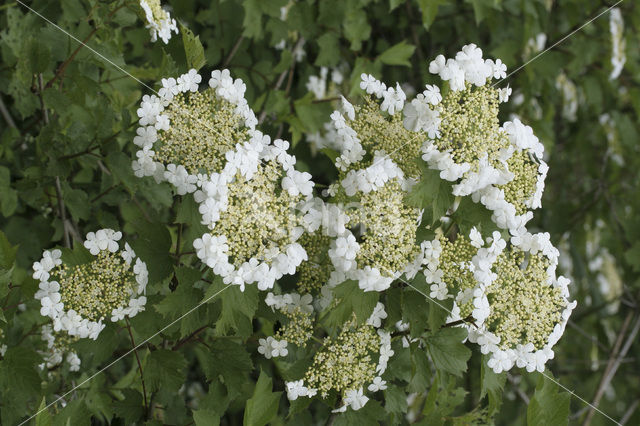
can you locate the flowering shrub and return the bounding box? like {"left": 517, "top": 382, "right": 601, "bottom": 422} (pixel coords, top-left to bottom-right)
{"left": 0, "top": 1, "right": 638, "bottom": 425}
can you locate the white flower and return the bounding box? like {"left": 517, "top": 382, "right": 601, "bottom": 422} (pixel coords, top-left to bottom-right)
{"left": 133, "top": 126, "right": 157, "bottom": 148}
{"left": 128, "top": 296, "right": 147, "bottom": 317}
{"left": 429, "top": 54, "right": 446, "bottom": 74}
{"left": 282, "top": 170, "right": 314, "bottom": 197}
{"left": 111, "top": 306, "right": 127, "bottom": 322}
{"left": 258, "top": 337, "right": 276, "bottom": 359}
{"left": 429, "top": 282, "right": 449, "bottom": 300}
{"left": 366, "top": 302, "right": 387, "bottom": 328}
{"left": 367, "top": 376, "right": 387, "bottom": 392}
{"left": 67, "top": 352, "right": 81, "bottom": 372}
{"left": 498, "top": 85, "right": 512, "bottom": 103}
{"left": 34, "top": 280, "right": 60, "bottom": 300}
{"left": 344, "top": 388, "right": 369, "bottom": 411}
{"left": 286, "top": 380, "right": 310, "bottom": 400}
{"left": 381, "top": 83, "right": 406, "bottom": 115}
{"left": 491, "top": 58, "right": 507, "bottom": 79}
{"left": 40, "top": 294, "right": 63, "bottom": 317}
{"left": 177, "top": 69, "right": 202, "bottom": 93}
{"left": 84, "top": 229, "right": 121, "bottom": 255}
{"left": 423, "top": 84, "right": 442, "bottom": 105}
{"left": 470, "top": 227, "right": 483, "bottom": 248}
{"left": 270, "top": 339, "right": 288, "bottom": 357}
{"left": 341, "top": 96, "right": 355, "bottom": 120}
{"left": 121, "top": 242, "right": 136, "bottom": 265}
{"left": 360, "top": 74, "right": 385, "bottom": 97}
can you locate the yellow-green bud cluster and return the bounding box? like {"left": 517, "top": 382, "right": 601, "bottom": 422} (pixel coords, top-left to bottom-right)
{"left": 486, "top": 249, "right": 566, "bottom": 349}
{"left": 437, "top": 84, "right": 509, "bottom": 171}
{"left": 53, "top": 252, "right": 137, "bottom": 323}
{"left": 350, "top": 96, "right": 425, "bottom": 177}
{"left": 156, "top": 90, "right": 250, "bottom": 175}
{"left": 352, "top": 180, "right": 420, "bottom": 276}
{"left": 304, "top": 318, "right": 380, "bottom": 398}
{"left": 276, "top": 307, "right": 314, "bottom": 347}
{"left": 216, "top": 160, "right": 305, "bottom": 267}
{"left": 297, "top": 232, "right": 333, "bottom": 293}
{"left": 437, "top": 234, "right": 478, "bottom": 317}
{"left": 498, "top": 150, "right": 540, "bottom": 215}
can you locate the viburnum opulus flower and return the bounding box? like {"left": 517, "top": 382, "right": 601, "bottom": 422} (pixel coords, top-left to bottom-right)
{"left": 39, "top": 325, "right": 81, "bottom": 372}
{"left": 283, "top": 307, "right": 393, "bottom": 413}
{"left": 328, "top": 155, "right": 421, "bottom": 292}
{"left": 33, "top": 229, "right": 148, "bottom": 340}
{"left": 193, "top": 134, "right": 314, "bottom": 291}
{"left": 468, "top": 231, "right": 576, "bottom": 373}
{"left": 330, "top": 86, "right": 426, "bottom": 178}
{"left": 139, "top": 0, "right": 178, "bottom": 44}
{"left": 132, "top": 68, "right": 257, "bottom": 194}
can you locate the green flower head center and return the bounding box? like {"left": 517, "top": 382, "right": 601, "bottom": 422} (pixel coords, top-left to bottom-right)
{"left": 156, "top": 88, "right": 250, "bottom": 175}
{"left": 353, "top": 180, "right": 420, "bottom": 276}
{"left": 215, "top": 160, "right": 304, "bottom": 267}
{"left": 55, "top": 251, "right": 136, "bottom": 322}
{"left": 487, "top": 249, "right": 566, "bottom": 349}
{"left": 304, "top": 319, "right": 379, "bottom": 398}
{"left": 350, "top": 96, "right": 425, "bottom": 178}
{"left": 438, "top": 234, "right": 477, "bottom": 317}
{"left": 297, "top": 232, "right": 332, "bottom": 293}
{"left": 499, "top": 150, "right": 540, "bottom": 215}
{"left": 275, "top": 307, "right": 314, "bottom": 347}
{"left": 437, "top": 84, "right": 509, "bottom": 171}
{"left": 145, "top": 0, "right": 169, "bottom": 23}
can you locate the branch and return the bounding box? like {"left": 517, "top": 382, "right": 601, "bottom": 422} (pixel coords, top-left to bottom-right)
{"left": 54, "top": 177, "right": 71, "bottom": 248}
{"left": 172, "top": 325, "right": 209, "bottom": 351}
{"left": 45, "top": 28, "right": 98, "bottom": 89}
{"left": 223, "top": 35, "right": 245, "bottom": 67}
{"left": 126, "top": 318, "right": 149, "bottom": 417}
{"left": 0, "top": 95, "right": 16, "bottom": 129}
{"left": 582, "top": 313, "right": 639, "bottom": 426}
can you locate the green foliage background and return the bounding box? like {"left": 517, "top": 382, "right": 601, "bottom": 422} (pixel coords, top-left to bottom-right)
{"left": 0, "top": 0, "right": 639, "bottom": 425}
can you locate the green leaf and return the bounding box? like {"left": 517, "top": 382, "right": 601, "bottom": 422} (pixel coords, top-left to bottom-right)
{"left": 405, "top": 162, "right": 454, "bottom": 224}
{"left": 408, "top": 347, "right": 431, "bottom": 393}
{"left": 0, "top": 230, "right": 18, "bottom": 284}
{"left": 60, "top": 244, "right": 93, "bottom": 267}
{"left": 416, "top": 0, "right": 448, "bottom": 29}
{"left": 129, "top": 219, "right": 173, "bottom": 283}
{"left": 23, "top": 37, "right": 51, "bottom": 74}
{"left": 426, "top": 327, "right": 471, "bottom": 377}
{"left": 145, "top": 350, "right": 188, "bottom": 392}
{"left": 194, "top": 409, "right": 220, "bottom": 426}
{"left": 35, "top": 397, "right": 52, "bottom": 426}
{"left": 112, "top": 389, "right": 144, "bottom": 424}
{"left": 624, "top": 242, "right": 640, "bottom": 272}
{"left": 322, "top": 280, "right": 378, "bottom": 328}
{"left": 243, "top": 370, "right": 282, "bottom": 426}
{"left": 196, "top": 340, "right": 253, "bottom": 393}
{"left": 0, "top": 346, "right": 42, "bottom": 403}
{"left": 527, "top": 373, "right": 570, "bottom": 426}
{"left": 315, "top": 32, "right": 340, "bottom": 67}
{"left": 0, "top": 166, "right": 18, "bottom": 217}
{"left": 181, "top": 25, "right": 206, "bottom": 71}
{"left": 209, "top": 280, "right": 258, "bottom": 336}
{"left": 377, "top": 41, "right": 416, "bottom": 67}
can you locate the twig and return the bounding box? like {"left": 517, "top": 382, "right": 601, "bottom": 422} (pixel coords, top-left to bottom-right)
{"left": 0, "top": 95, "right": 16, "bottom": 129}
{"left": 45, "top": 28, "right": 98, "bottom": 89}
{"left": 620, "top": 399, "right": 639, "bottom": 425}
{"left": 172, "top": 325, "right": 208, "bottom": 351}
{"left": 258, "top": 37, "right": 305, "bottom": 124}
{"left": 223, "top": 35, "right": 244, "bottom": 67}
{"left": 507, "top": 374, "right": 530, "bottom": 404}
{"left": 125, "top": 318, "right": 149, "bottom": 417}
{"left": 582, "top": 313, "right": 639, "bottom": 426}
{"left": 54, "top": 177, "right": 71, "bottom": 248}
{"left": 38, "top": 74, "right": 49, "bottom": 124}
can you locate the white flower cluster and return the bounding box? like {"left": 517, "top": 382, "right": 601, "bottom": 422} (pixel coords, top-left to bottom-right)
{"left": 39, "top": 325, "right": 81, "bottom": 372}
{"left": 471, "top": 119, "right": 548, "bottom": 235}
{"left": 609, "top": 8, "right": 626, "bottom": 80}
{"left": 33, "top": 230, "right": 148, "bottom": 340}
{"left": 285, "top": 305, "right": 394, "bottom": 414}
{"left": 257, "top": 336, "right": 290, "bottom": 359}
{"left": 132, "top": 68, "right": 257, "bottom": 194}
{"left": 468, "top": 232, "right": 576, "bottom": 373}
{"left": 265, "top": 292, "right": 314, "bottom": 314}
{"left": 140, "top": 0, "right": 178, "bottom": 44}
{"left": 327, "top": 157, "right": 418, "bottom": 292}
{"left": 428, "top": 44, "right": 506, "bottom": 91}
{"left": 306, "top": 66, "right": 345, "bottom": 99}
{"left": 193, "top": 133, "right": 313, "bottom": 291}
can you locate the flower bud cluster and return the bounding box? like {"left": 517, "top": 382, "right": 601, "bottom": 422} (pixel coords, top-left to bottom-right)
{"left": 39, "top": 325, "right": 81, "bottom": 372}
{"left": 139, "top": 0, "right": 178, "bottom": 44}
{"left": 133, "top": 69, "right": 257, "bottom": 194}
{"left": 33, "top": 229, "right": 148, "bottom": 341}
